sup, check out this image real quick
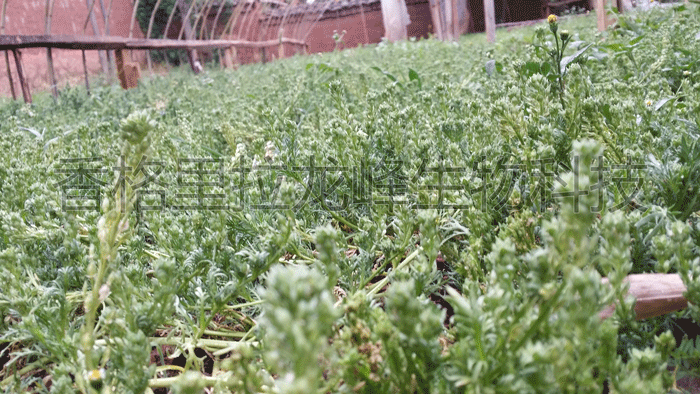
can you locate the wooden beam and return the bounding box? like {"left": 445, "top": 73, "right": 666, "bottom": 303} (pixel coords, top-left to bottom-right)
{"left": 12, "top": 49, "right": 31, "bottom": 104}
{"left": 484, "top": 0, "right": 495, "bottom": 43}
{"left": 0, "top": 35, "right": 307, "bottom": 51}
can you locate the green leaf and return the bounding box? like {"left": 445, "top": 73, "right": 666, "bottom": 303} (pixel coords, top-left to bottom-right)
{"left": 371, "top": 66, "right": 404, "bottom": 89}
{"left": 408, "top": 68, "right": 422, "bottom": 90}
{"left": 561, "top": 43, "right": 593, "bottom": 72}
{"left": 654, "top": 97, "right": 673, "bottom": 111}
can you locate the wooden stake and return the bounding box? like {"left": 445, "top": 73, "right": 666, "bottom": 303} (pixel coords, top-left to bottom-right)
{"left": 12, "top": 49, "right": 31, "bottom": 104}
{"left": 1, "top": 0, "right": 15, "bottom": 100}
{"left": 484, "top": 0, "right": 495, "bottom": 43}
{"left": 4, "top": 51, "right": 16, "bottom": 100}
{"left": 279, "top": 29, "right": 285, "bottom": 59}
{"left": 45, "top": 0, "right": 59, "bottom": 99}
{"left": 46, "top": 48, "right": 59, "bottom": 98}
{"left": 82, "top": 50, "right": 90, "bottom": 94}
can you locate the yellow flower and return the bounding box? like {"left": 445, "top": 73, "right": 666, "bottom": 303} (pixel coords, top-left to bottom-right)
{"left": 548, "top": 14, "right": 557, "bottom": 24}
{"left": 645, "top": 100, "right": 653, "bottom": 107}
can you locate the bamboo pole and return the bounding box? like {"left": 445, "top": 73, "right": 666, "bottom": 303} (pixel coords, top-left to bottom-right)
{"left": 85, "top": 0, "right": 109, "bottom": 74}
{"left": 146, "top": 0, "right": 164, "bottom": 74}
{"left": 128, "top": 0, "right": 142, "bottom": 38}
{"left": 12, "top": 49, "right": 31, "bottom": 104}
{"left": 1, "top": 0, "right": 16, "bottom": 100}
{"left": 45, "top": 0, "right": 59, "bottom": 99}
{"left": 258, "top": 4, "right": 275, "bottom": 42}
{"left": 177, "top": 0, "right": 198, "bottom": 40}
{"left": 83, "top": 0, "right": 98, "bottom": 31}
{"left": 211, "top": 0, "right": 228, "bottom": 67}
{"left": 175, "top": 0, "right": 201, "bottom": 73}
{"left": 196, "top": 0, "right": 216, "bottom": 40}
{"left": 240, "top": 1, "right": 260, "bottom": 41}
{"left": 210, "top": 0, "right": 228, "bottom": 39}
{"left": 599, "top": 274, "right": 688, "bottom": 321}
{"left": 484, "top": 0, "right": 495, "bottom": 43}
{"left": 98, "top": 0, "right": 115, "bottom": 80}
{"left": 221, "top": 0, "right": 247, "bottom": 39}
{"left": 163, "top": 0, "right": 180, "bottom": 39}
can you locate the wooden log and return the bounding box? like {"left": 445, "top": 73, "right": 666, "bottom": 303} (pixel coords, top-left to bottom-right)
{"left": 12, "top": 49, "right": 31, "bottom": 104}
{"left": 599, "top": 273, "right": 688, "bottom": 321}
{"left": 451, "top": 0, "right": 460, "bottom": 38}
{"left": 115, "top": 49, "right": 140, "bottom": 89}
{"left": 484, "top": 0, "right": 496, "bottom": 43}
{"left": 443, "top": 0, "right": 453, "bottom": 40}
{"left": 595, "top": 0, "right": 606, "bottom": 32}
{"left": 428, "top": 0, "right": 444, "bottom": 40}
